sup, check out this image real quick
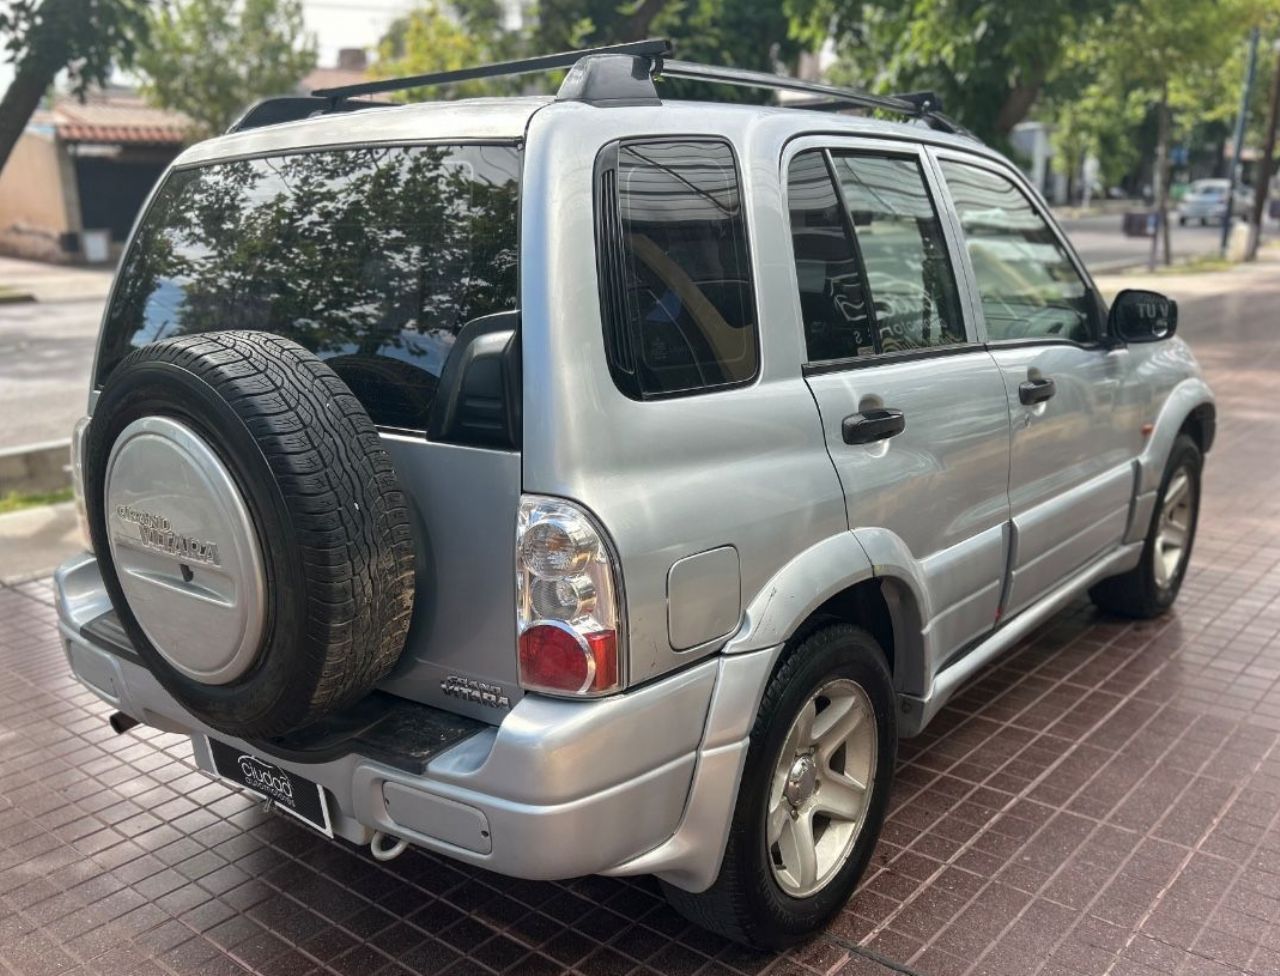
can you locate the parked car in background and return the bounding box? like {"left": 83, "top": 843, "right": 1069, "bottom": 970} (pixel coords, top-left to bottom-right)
{"left": 1177, "top": 178, "right": 1253, "bottom": 225}
{"left": 53, "top": 41, "right": 1216, "bottom": 949}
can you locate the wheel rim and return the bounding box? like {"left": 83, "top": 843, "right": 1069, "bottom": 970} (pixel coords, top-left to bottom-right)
{"left": 1153, "top": 467, "right": 1194, "bottom": 589}
{"left": 767, "top": 678, "right": 877, "bottom": 898}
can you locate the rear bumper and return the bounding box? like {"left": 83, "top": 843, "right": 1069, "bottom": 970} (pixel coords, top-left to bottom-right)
{"left": 54, "top": 552, "right": 765, "bottom": 886}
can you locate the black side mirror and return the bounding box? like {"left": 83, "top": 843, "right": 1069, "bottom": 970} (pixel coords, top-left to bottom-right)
{"left": 1109, "top": 289, "right": 1178, "bottom": 343}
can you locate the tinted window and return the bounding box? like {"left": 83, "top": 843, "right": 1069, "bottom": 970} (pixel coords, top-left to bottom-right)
{"left": 99, "top": 144, "right": 521, "bottom": 430}
{"left": 598, "top": 139, "right": 757, "bottom": 398}
{"left": 786, "top": 151, "right": 876, "bottom": 360}
{"left": 829, "top": 153, "right": 964, "bottom": 352}
{"left": 940, "top": 160, "right": 1094, "bottom": 343}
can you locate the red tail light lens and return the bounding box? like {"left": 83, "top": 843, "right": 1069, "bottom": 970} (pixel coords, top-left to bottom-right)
{"left": 518, "top": 623, "right": 618, "bottom": 694}
{"left": 516, "top": 496, "right": 624, "bottom": 697}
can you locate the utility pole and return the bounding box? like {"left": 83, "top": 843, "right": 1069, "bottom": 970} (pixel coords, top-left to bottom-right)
{"left": 1222, "top": 27, "right": 1261, "bottom": 257}
{"left": 1246, "top": 39, "right": 1280, "bottom": 261}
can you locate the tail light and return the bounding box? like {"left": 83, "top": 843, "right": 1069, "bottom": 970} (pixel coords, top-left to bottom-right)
{"left": 516, "top": 495, "right": 624, "bottom": 696}
{"left": 70, "top": 416, "right": 93, "bottom": 553}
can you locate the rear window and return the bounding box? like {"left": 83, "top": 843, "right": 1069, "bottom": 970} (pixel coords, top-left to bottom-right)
{"left": 596, "top": 139, "right": 758, "bottom": 399}
{"left": 97, "top": 143, "right": 521, "bottom": 431}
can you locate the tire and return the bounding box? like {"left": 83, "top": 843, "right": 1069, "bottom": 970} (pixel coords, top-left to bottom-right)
{"left": 662, "top": 624, "right": 896, "bottom": 949}
{"left": 1089, "top": 433, "right": 1201, "bottom": 619}
{"left": 85, "top": 331, "right": 416, "bottom": 738}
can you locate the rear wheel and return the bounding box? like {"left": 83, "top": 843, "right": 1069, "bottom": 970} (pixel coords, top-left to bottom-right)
{"left": 1090, "top": 434, "right": 1201, "bottom": 619}
{"left": 662, "top": 624, "right": 895, "bottom": 949}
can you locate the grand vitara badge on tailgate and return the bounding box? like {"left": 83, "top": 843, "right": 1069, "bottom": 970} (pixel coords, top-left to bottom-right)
{"left": 441, "top": 674, "right": 511, "bottom": 709}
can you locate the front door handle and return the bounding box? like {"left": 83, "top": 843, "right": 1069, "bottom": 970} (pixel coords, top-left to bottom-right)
{"left": 1018, "top": 376, "right": 1057, "bottom": 405}
{"left": 842, "top": 408, "right": 906, "bottom": 445}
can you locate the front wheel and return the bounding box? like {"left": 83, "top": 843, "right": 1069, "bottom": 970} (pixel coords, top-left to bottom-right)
{"left": 662, "top": 624, "right": 896, "bottom": 949}
{"left": 1090, "top": 433, "right": 1201, "bottom": 618}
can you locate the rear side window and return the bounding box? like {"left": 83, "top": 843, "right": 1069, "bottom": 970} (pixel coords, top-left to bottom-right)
{"left": 98, "top": 144, "right": 521, "bottom": 431}
{"left": 596, "top": 139, "right": 758, "bottom": 399}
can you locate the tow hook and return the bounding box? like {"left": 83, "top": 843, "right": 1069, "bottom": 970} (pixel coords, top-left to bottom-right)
{"left": 370, "top": 830, "right": 409, "bottom": 862}
{"left": 109, "top": 712, "right": 139, "bottom": 734}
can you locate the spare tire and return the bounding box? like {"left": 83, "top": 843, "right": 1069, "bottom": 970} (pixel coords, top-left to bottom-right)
{"left": 84, "top": 331, "right": 416, "bottom": 738}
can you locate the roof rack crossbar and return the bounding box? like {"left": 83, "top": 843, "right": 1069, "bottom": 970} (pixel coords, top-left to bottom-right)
{"left": 313, "top": 38, "right": 673, "bottom": 102}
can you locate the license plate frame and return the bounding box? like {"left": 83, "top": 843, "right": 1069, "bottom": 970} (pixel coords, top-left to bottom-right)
{"left": 206, "top": 737, "right": 333, "bottom": 838}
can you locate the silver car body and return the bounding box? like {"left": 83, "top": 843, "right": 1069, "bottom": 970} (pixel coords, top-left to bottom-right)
{"left": 1178, "top": 178, "right": 1253, "bottom": 222}
{"left": 57, "top": 96, "right": 1214, "bottom": 892}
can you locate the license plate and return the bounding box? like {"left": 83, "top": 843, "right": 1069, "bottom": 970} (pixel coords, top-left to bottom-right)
{"left": 207, "top": 738, "right": 333, "bottom": 837}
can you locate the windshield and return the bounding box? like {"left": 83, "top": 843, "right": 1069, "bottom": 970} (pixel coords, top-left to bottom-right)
{"left": 97, "top": 143, "right": 521, "bottom": 431}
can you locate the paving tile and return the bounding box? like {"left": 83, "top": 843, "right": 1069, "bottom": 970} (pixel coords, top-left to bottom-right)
{"left": 3, "top": 281, "right": 1280, "bottom": 975}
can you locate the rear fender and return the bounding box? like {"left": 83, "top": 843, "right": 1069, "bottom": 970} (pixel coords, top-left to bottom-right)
{"left": 723, "top": 530, "right": 931, "bottom": 695}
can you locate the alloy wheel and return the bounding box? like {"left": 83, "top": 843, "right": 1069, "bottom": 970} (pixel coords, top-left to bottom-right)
{"left": 767, "top": 678, "right": 877, "bottom": 898}
{"left": 1153, "top": 467, "right": 1194, "bottom": 589}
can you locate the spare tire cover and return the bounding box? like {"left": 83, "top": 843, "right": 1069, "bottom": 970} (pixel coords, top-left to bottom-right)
{"left": 85, "top": 331, "right": 416, "bottom": 738}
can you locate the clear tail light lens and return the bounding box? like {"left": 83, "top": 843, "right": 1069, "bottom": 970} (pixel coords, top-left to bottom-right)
{"left": 70, "top": 415, "right": 93, "bottom": 553}
{"left": 516, "top": 496, "right": 624, "bottom": 696}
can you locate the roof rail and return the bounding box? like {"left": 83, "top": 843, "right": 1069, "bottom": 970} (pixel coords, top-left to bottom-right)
{"left": 312, "top": 38, "right": 673, "bottom": 102}
{"left": 227, "top": 95, "right": 387, "bottom": 134}
{"left": 653, "top": 60, "right": 969, "bottom": 136}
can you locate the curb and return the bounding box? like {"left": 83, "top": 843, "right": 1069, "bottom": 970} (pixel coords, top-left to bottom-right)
{"left": 0, "top": 290, "right": 36, "bottom": 305}
{"left": 0, "top": 439, "right": 71, "bottom": 495}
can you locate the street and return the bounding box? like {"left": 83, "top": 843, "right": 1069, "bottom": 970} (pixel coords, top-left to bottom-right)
{"left": 1058, "top": 213, "right": 1228, "bottom": 270}
{"left": 0, "top": 214, "right": 1261, "bottom": 454}
{"left": 1, "top": 253, "right": 1278, "bottom": 976}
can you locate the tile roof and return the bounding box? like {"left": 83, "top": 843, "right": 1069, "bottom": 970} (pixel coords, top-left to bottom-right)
{"left": 37, "top": 92, "right": 191, "bottom": 145}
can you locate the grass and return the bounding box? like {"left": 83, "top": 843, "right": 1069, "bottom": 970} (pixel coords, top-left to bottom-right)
{"left": 0, "top": 284, "right": 35, "bottom": 304}
{"left": 1161, "top": 254, "right": 1233, "bottom": 275}
{"left": 0, "top": 487, "right": 74, "bottom": 515}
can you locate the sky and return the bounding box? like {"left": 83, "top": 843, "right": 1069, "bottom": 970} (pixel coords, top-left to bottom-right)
{"left": 0, "top": 0, "right": 420, "bottom": 94}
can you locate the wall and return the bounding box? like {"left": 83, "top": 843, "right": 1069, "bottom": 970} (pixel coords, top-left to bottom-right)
{"left": 0, "top": 131, "right": 79, "bottom": 262}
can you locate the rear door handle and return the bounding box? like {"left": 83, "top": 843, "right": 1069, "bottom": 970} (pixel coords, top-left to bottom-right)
{"left": 1018, "top": 377, "right": 1057, "bottom": 405}
{"left": 842, "top": 408, "right": 906, "bottom": 445}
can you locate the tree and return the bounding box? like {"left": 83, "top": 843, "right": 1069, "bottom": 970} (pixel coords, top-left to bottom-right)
{"left": 787, "top": 0, "right": 1117, "bottom": 144}
{"left": 1066, "top": 0, "right": 1266, "bottom": 265}
{"left": 0, "top": 0, "right": 148, "bottom": 174}
{"left": 136, "top": 0, "right": 317, "bottom": 139}
{"left": 376, "top": 0, "right": 802, "bottom": 102}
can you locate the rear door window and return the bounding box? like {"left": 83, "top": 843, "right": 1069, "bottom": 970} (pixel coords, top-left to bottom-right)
{"left": 97, "top": 144, "right": 521, "bottom": 431}
{"left": 786, "top": 149, "right": 964, "bottom": 363}
{"left": 596, "top": 139, "right": 758, "bottom": 399}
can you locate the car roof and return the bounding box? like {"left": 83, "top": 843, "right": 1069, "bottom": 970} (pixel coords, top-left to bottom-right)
{"left": 173, "top": 93, "right": 989, "bottom": 169}
{"left": 175, "top": 97, "right": 554, "bottom": 168}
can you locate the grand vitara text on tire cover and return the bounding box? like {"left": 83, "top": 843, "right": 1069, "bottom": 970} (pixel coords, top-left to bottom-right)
{"left": 56, "top": 40, "right": 1214, "bottom": 947}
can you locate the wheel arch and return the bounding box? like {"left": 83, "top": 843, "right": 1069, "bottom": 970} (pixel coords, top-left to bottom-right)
{"left": 725, "top": 532, "right": 930, "bottom": 696}
{"left": 1138, "top": 378, "right": 1215, "bottom": 496}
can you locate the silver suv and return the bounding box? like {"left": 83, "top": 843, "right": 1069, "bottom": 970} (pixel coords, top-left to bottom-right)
{"left": 54, "top": 41, "right": 1214, "bottom": 948}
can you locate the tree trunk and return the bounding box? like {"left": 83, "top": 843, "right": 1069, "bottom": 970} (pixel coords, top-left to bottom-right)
{"left": 1247, "top": 51, "right": 1280, "bottom": 261}
{"left": 0, "top": 0, "right": 75, "bottom": 177}
{"left": 622, "top": 0, "right": 669, "bottom": 41}
{"left": 994, "top": 75, "right": 1044, "bottom": 137}
{"left": 1149, "top": 86, "right": 1171, "bottom": 270}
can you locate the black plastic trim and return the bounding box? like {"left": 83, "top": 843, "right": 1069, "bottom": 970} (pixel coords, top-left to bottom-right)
{"left": 802, "top": 342, "right": 980, "bottom": 376}
{"left": 79, "top": 610, "right": 484, "bottom": 774}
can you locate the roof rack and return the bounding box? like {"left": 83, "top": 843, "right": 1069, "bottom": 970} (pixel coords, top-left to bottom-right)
{"left": 227, "top": 38, "right": 973, "bottom": 139}
{"left": 311, "top": 38, "right": 673, "bottom": 102}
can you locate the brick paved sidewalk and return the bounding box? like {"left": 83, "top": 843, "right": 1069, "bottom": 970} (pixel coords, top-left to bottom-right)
{"left": 2, "top": 268, "right": 1280, "bottom": 976}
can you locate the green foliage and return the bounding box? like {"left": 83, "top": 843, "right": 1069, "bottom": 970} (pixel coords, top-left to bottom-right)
{"left": 0, "top": 0, "right": 149, "bottom": 98}
{"left": 787, "top": 0, "right": 1117, "bottom": 142}
{"left": 373, "top": 4, "right": 490, "bottom": 100}
{"left": 377, "top": 0, "right": 802, "bottom": 102}
{"left": 136, "top": 0, "right": 317, "bottom": 139}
